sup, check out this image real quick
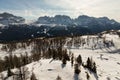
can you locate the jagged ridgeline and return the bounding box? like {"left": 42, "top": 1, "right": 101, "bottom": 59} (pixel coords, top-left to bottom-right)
{"left": 0, "top": 12, "right": 120, "bottom": 42}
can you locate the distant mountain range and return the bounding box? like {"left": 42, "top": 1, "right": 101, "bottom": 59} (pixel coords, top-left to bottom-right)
{"left": 0, "top": 12, "right": 120, "bottom": 42}
{"left": 36, "top": 15, "right": 120, "bottom": 33}
{"left": 36, "top": 15, "right": 118, "bottom": 26}
{"left": 0, "top": 12, "right": 25, "bottom": 27}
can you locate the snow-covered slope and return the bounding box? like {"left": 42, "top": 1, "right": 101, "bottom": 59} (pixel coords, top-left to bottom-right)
{"left": 0, "top": 33, "right": 120, "bottom": 80}
{"left": 103, "top": 33, "right": 120, "bottom": 49}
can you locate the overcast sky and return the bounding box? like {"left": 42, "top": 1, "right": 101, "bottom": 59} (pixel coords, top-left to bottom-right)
{"left": 0, "top": 0, "right": 120, "bottom": 22}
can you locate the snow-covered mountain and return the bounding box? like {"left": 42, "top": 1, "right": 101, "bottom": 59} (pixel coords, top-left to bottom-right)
{"left": 0, "top": 13, "right": 120, "bottom": 41}
{"left": 74, "top": 15, "right": 119, "bottom": 26}
{"left": 36, "top": 15, "right": 119, "bottom": 26}
{"left": 35, "top": 15, "right": 120, "bottom": 33}
{"left": 36, "top": 15, "right": 72, "bottom": 25}
{"left": 0, "top": 12, "right": 25, "bottom": 26}
{"left": 0, "top": 13, "right": 120, "bottom": 80}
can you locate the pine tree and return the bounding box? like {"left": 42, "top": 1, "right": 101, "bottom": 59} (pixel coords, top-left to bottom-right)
{"left": 86, "top": 72, "right": 90, "bottom": 80}
{"left": 9, "top": 54, "right": 14, "bottom": 69}
{"left": 62, "top": 50, "right": 70, "bottom": 64}
{"left": 18, "top": 67, "right": 23, "bottom": 80}
{"left": 13, "top": 55, "right": 21, "bottom": 68}
{"left": 86, "top": 57, "right": 97, "bottom": 74}
{"left": 92, "top": 62, "right": 97, "bottom": 73}
{"left": 7, "top": 67, "right": 13, "bottom": 77}
{"left": 71, "top": 53, "right": 74, "bottom": 67}
{"left": 0, "top": 59, "right": 4, "bottom": 72}
{"left": 56, "top": 75, "right": 62, "bottom": 80}
{"left": 63, "top": 50, "right": 70, "bottom": 61}
{"left": 76, "top": 55, "right": 82, "bottom": 65}
{"left": 30, "top": 72, "right": 37, "bottom": 80}
{"left": 62, "top": 58, "right": 66, "bottom": 64}
{"left": 86, "top": 57, "right": 91, "bottom": 69}
{"left": 4, "top": 56, "right": 9, "bottom": 69}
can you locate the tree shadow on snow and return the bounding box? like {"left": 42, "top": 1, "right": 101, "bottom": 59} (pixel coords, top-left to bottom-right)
{"left": 87, "top": 69, "right": 99, "bottom": 80}
{"left": 93, "top": 72, "right": 99, "bottom": 80}
{"left": 61, "top": 64, "right": 66, "bottom": 69}
{"left": 108, "top": 49, "right": 120, "bottom": 54}
{"left": 74, "top": 74, "right": 79, "bottom": 80}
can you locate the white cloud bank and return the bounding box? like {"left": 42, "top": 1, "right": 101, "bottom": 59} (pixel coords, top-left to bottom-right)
{"left": 44, "top": 0, "right": 120, "bottom": 21}
{"left": 0, "top": 0, "right": 120, "bottom": 22}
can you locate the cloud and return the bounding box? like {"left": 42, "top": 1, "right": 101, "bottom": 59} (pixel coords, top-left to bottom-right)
{"left": 43, "top": 0, "right": 120, "bottom": 21}
{"left": 0, "top": 0, "right": 120, "bottom": 21}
